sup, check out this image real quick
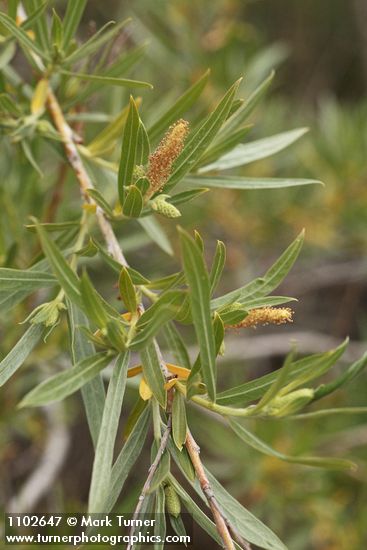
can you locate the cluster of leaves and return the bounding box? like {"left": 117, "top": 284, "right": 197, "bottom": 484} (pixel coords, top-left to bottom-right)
{"left": 0, "top": 3, "right": 366, "bottom": 549}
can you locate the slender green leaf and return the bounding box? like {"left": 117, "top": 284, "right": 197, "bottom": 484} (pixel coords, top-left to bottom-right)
{"left": 217, "top": 340, "right": 348, "bottom": 407}
{"left": 179, "top": 228, "right": 216, "bottom": 401}
{"left": 129, "top": 292, "right": 185, "bottom": 350}
{"left": 215, "top": 71, "right": 274, "bottom": 143}
{"left": 165, "top": 80, "right": 241, "bottom": 191}
{"left": 103, "top": 405, "right": 150, "bottom": 512}
{"left": 209, "top": 240, "right": 226, "bottom": 294}
{"left": 0, "top": 10, "right": 48, "bottom": 60}
{"left": 64, "top": 18, "right": 131, "bottom": 64}
{"left": 118, "top": 96, "right": 140, "bottom": 205}
{"left": 140, "top": 343, "right": 166, "bottom": 407}
{"left": 185, "top": 175, "right": 323, "bottom": 190}
{"left": 198, "top": 125, "right": 252, "bottom": 166}
{"left": 149, "top": 440, "right": 170, "bottom": 493}
{"left": 34, "top": 221, "right": 83, "bottom": 308}
{"left": 0, "top": 324, "right": 44, "bottom": 387}
{"left": 80, "top": 271, "right": 110, "bottom": 328}
{"left": 67, "top": 301, "right": 105, "bottom": 448}
{"left": 123, "top": 185, "right": 144, "bottom": 217}
{"left": 148, "top": 69, "right": 210, "bottom": 142}
{"left": 154, "top": 486, "right": 166, "bottom": 550}
{"left": 24, "top": 1, "right": 49, "bottom": 50}
{"left": 167, "top": 188, "right": 208, "bottom": 208}
{"left": 172, "top": 392, "right": 187, "bottom": 450}
{"left": 137, "top": 121, "right": 150, "bottom": 166}
{"left": 314, "top": 352, "right": 367, "bottom": 400}
{"left": 119, "top": 267, "right": 137, "bottom": 313}
{"left": 62, "top": 0, "right": 87, "bottom": 48}
{"left": 212, "top": 231, "right": 304, "bottom": 310}
{"left": 88, "top": 352, "right": 129, "bottom": 513}
{"left": 19, "top": 353, "right": 112, "bottom": 407}
{"left": 199, "top": 128, "right": 308, "bottom": 173}
{"left": 0, "top": 268, "right": 56, "bottom": 291}
{"left": 288, "top": 407, "right": 367, "bottom": 419}
{"left": 61, "top": 70, "right": 152, "bottom": 90}
{"left": 229, "top": 419, "right": 355, "bottom": 471}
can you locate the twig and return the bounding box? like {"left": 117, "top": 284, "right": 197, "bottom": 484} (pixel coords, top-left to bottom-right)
{"left": 185, "top": 430, "right": 251, "bottom": 550}
{"left": 127, "top": 392, "right": 174, "bottom": 550}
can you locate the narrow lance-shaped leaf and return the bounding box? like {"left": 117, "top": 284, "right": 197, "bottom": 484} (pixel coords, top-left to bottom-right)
{"left": 19, "top": 353, "right": 113, "bottom": 408}
{"left": 119, "top": 267, "right": 137, "bottom": 313}
{"left": 34, "top": 220, "right": 83, "bottom": 308}
{"left": 313, "top": 352, "right": 367, "bottom": 400}
{"left": 118, "top": 96, "right": 140, "bottom": 205}
{"left": 60, "top": 70, "right": 152, "bottom": 90}
{"left": 164, "top": 79, "right": 241, "bottom": 192}
{"left": 140, "top": 343, "right": 166, "bottom": 408}
{"left": 154, "top": 486, "right": 166, "bottom": 550}
{"left": 0, "top": 10, "right": 48, "bottom": 61}
{"left": 172, "top": 391, "right": 187, "bottom": 450}
{"left": 185, "top": 175, "right": 323, "bottom": 190}
{"left": 199, "top": 128, "right": 309, "bottom": 173}
{"left": 80, "top": 271, "right": 110, "bottom": 328}
{"left": 0, "top": 324, "right": 44, "bottom": 387}
{"left": 148, "top": 69, "right": 210, "bottom": 142}
{"left": 179, "top": 228, "right": 216, "bottom": 401}
{"left": 0, "top": 268, "right": 56, "bottom": 291}
{"left": 103, "top": 406, "right": 150, "bottom": 512}
{"left": 67, "top": 301, "right": 105, "bottom": 448}
{"left": 217, "top": 340, "right": 348, "bottom": 407}
{"left": 123, "top": 185, "right": 144, "bottom": 217}
{"left": 62, "top": 0, "right": 88, "bottom": 48}
{"left": 64, "top": 18, "right": 131, "bottom": 64}
{"left": 88, "top": 352, "right": 129, "bottom": 513}
{"left": 129, "top": 292, "right": 185, "bottom": 351}
{"left": 209, "top": 240, "right": 226, "bottom": 294}
{"left": 25, "top": 0, "right": 50, "bottom": 51}
{"left": 229, "top": 419, "right": 355, "bottom": 471}
{"left": 214, "top": 70, "right": 274, "bottom": 143}
{"left": 212, "top": 230, "right": 305, "bottom": 310}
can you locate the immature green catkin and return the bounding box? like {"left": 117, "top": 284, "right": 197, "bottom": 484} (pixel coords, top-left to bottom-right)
{"left": 147, "top": 119, "right": 189, "bottom": 195}
{"left": 164, "top": 484, "right": 181, "bottom": 517}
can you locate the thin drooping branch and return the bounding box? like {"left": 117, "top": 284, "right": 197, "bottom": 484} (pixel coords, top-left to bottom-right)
{"left": 46, "top": 86, "right": 241, "bottom": 550}
{"left": 127, "top": 417, "right": 173, "bottom": 550}
{"left": 186, "top": 430, "right": 251, "bottom": 550}
{"left": 46, "top": 89, "right": 129, "bottom": 268}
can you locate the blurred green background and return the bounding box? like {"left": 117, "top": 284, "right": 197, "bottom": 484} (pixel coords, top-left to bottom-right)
{"left": 1, "top": 1, "right": 367, "bottom": 549}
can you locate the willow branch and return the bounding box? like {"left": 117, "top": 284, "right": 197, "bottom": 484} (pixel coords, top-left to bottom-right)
{"left": 126, "top": 412, "right": 172, "bottom": 550}
{"left": 46, "top": 85, "right": 243, "bottom": 549}
{"left": 185, "top": 430, "right": 252, "bottom": 550}
{"left": 46, "top": 89, "right": 129, "bottom": 268}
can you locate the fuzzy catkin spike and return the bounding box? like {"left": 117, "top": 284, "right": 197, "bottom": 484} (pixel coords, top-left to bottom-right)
{"left": 147, "top": 119, "right": 189, "bottom": 196}
{"left": 226, "top": 307, "right": 293, "bottom": 329}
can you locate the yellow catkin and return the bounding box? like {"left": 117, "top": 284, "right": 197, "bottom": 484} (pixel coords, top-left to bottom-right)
{"left": 226, "top": 307, "right": 293, "bottom": 329}
{"left": 147, "top": 119, "right": 189, "bottom": 194}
